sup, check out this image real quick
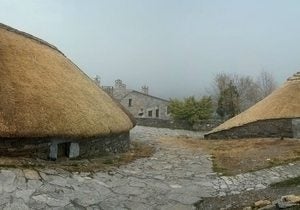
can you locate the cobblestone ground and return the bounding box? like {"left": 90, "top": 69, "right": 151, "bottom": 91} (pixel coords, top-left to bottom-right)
{"left": 0, "top": 126, "right": 299, "bottom": 209}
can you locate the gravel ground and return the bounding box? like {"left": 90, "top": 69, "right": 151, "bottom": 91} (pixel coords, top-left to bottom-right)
{"left": 0, "top": 126, "right": 298, "bottom": 209}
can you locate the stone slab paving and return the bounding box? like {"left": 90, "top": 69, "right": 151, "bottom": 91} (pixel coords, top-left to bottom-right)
{"left": 0, "top": 126, "right": 299, "bottom": 209}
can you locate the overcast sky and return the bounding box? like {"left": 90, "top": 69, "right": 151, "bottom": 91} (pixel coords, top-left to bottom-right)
{"left": 0, "top": 0, "right": 299, "bottom": 98}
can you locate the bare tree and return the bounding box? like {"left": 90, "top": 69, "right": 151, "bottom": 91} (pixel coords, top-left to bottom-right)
{"left": 257, "top": 71, "right": 277, "bottom": 99}
{"left": 236, "top": 76, "right": 261, "bottom": 111}
{"left": 210, "top": 72, "right": 269, "bottom": 119}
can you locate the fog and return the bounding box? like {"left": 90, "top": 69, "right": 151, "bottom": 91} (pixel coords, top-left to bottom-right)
{"left": 0, "top": 0, "right": 299, "bottom": 98}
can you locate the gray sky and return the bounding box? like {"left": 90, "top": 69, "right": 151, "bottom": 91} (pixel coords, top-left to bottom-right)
{"left": 0, "top": 0, "right": 299, "bottom": 98}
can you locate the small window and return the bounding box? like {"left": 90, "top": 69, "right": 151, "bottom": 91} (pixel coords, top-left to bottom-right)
{"left": 148, "top": 110, "right": 152, "bottom": 117}
{"left": 156, "top": 109, "right": 159, "bottom": 118}
{"left": 138, "top": 109, "right": 144, "bottom": 117}
{"left": 128, "top": 99, "right": 132, "bottom": 107}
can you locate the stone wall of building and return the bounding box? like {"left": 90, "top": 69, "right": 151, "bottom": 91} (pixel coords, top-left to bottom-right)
{"left": 205, "top": 118, "right": 293, "bottom": 139}
{"left": 120, "top": 91, "right": 170, "bottom": 120}
{"left": 101, "top": 79, "right": 171, "bottom": 120}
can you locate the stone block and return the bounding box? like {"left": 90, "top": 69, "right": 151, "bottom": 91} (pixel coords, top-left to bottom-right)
{"left": 78, "top": 132, "right": 130, "bottom": 158}
{"left": 49, "top": 143, "right": 58, "bottom": 160}
{"left": 254, "top": 199, "right": 271, "bottom": 208}
{"left": 292, "top": 118, "right": 300, "bottom": 138}
{"left": 23, "top": 169, "right": 40, "bottom": 180}
{"left": 68, "top": 142, "right": 80, "bottom": 159}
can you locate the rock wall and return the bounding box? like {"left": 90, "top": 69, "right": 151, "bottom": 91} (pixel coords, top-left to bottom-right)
{"left": 205, "top": 118, "right": 293, "bottom": 139}
{"left": 292, "top": 118, "right": 300, "bottom": 138}
{"left": 78, "top": 132, "right": 130, "bottom": 158}
{"left": 136, "top": 118, "right": 221, "bottom": 131}
{"left": 0, "top": 132, "right": 130, "bottom": 159}
{"left": 0, "top": 138, "right": 51, "bottom": 159}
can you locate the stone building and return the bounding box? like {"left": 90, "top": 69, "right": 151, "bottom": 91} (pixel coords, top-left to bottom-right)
{"left": 0, "top": 23, "right": 135, "bottom": 160}
{"left": 205, "top": 72, "right": 300, "bottom": 139}
{"left": 103, "top": 80, "right": 171, "bottom": 120}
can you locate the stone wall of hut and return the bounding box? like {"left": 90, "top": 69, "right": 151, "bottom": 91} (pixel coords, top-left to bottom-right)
{"left": 78, "top": 132, "right": 130, "bottom": 158}
{"left": 205, "top": 118, "right": 294, "bottom": 139}
{"left": 0, "top": 132, "right": 130, "bottom": 160}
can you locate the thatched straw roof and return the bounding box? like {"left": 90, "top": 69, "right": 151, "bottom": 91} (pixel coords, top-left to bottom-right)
{"left": 207, "top": 72, "right": 300, "bottom": 135}
{"left": 0, "top": 23, "right": 134, "bottom": 139}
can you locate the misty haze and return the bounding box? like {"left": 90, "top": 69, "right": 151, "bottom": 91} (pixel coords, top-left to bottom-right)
{"left": 0, "top": 1, "right": 300, "bottom": 210}
{"left": 1, "top": 0, "right": 299, "bottom": 98}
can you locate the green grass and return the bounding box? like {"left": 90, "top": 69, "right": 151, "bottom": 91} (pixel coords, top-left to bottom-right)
{"left": 270, "top": 176, "right": 300, "bottom": 188}
{"left": 211, "top": 156, "right": 231, "bottom": 176}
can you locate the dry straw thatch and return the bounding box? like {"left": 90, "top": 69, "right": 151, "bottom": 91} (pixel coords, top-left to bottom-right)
{"left": 0, "top": 23, "right": 134, "bottom": 139}
{"left": 207, "top": 72, "right": 300, "bottom": 134}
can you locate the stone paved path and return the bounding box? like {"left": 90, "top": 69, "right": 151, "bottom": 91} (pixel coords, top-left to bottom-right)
{"left": 0, "top": 126, "right": 299, "bottom": 209}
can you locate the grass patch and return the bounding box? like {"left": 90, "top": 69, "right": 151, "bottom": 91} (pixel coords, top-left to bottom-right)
{"left": 159, "top": 137, "right": 300, "bottom": 176}
{"left": 211, "top": 157, "right": 230, "bottom": 175}
{"left": 270, "top": 176, "right": 300, "bottom": 188}
{"left": 201, "top": 138, "right": 300, "bottom": 175}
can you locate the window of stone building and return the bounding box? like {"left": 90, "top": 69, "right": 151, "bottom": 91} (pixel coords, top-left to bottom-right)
{"left": 148, "top": 110, "right": 152, "bottom": 117}
{"left": 138, "top": 109, "right": 144, "bottom": 116}
{"left": 155, "top": 109, "right": 159, "bottom": 118}
{"left": 128, "top": 99, "right": 132, "bottom": 107}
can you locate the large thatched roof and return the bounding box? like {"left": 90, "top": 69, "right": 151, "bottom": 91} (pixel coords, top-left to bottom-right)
{"left": 206, "top": 72, "right": 300, "bottom": 135}
{"left": 0, "top": 23, "right": 134, "bottom": 139}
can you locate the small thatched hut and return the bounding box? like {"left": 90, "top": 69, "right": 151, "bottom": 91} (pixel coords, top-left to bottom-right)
{"left": 205, "top": 72, "right": 300, "bottom": 139}
{"left": 0, "top": 23, "right": 135, "bottom": 159}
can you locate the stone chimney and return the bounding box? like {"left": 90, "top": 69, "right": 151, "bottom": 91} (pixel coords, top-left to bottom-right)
{"left": 114, "top": 79, "right": 127, "bottom": 100}
{"left": 141, "top": 85, "right": 149, "bottom": 95}
{"left": 115, "top": 79, "right": 126, "bottom": 89}
{"left": 94, "top": 75, "right": 101, "bottom": 87}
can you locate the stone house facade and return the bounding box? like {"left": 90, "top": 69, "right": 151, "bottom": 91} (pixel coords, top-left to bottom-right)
{"left": 102, "top": 80, "right": 171, "bottom": 120}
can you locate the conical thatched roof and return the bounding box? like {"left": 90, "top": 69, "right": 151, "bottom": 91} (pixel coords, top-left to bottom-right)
{"left": 0, "top": 23, "right": 134, "bottom": 139}
{"left": 206, "top": 72, "right": 300, "bottom": 135}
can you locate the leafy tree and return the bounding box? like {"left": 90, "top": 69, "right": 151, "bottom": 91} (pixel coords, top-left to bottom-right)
{"left": 169, "top": 96, "right": 213, "bottom": 125}
{"left": 216, "top": 81, "right": 240, "bottom": 119}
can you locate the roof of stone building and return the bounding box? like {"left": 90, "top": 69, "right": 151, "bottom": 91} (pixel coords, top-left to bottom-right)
{"left": 0, "top": 23, "right": 134, "bottom": 139}
{"left": 122, "top": 90, "right": 170, "bottom": 103}
{"left": 206, "top": 72, "right": 300, "bottom": 135}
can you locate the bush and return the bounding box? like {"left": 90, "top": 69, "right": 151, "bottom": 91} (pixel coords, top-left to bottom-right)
{"left": 169, "top": 96, "right": 213, "bottom": 125}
